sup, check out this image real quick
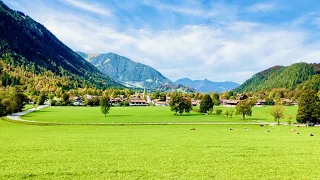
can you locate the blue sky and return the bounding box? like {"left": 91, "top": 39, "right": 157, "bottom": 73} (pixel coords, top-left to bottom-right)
{"left": 3, "top": 0, "right": 320, "bottom": 83}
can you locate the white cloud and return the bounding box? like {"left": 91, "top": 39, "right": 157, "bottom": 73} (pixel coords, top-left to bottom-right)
{"left": 312, "top": 17, "right": 320, "bottom": 27}
{"left": 60, "top": 0, "right": 111, "bottom": 16}
{"left": 139, "top": 0, "right": 238, "bottom": 21}
{"left": 4, "top": 0, "right": 320, "bottom": 83}
{"left": 291, "top": 12, "right": 320, "bottom": 29}
{"left": 247, "top": 2, "right": 276, "bottom": 13}
{"left": 140, "top": 0, "right": 205, "bottom": 17}
{"left": 41, "top": 11, "right": 320, "bottom": 83}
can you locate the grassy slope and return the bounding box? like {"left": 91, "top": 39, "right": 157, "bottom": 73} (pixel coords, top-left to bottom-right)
{"left": 21, "top": 106, "right": 298, "bottom": 124}
{"left": 0, "top": 120, "right": 319, "bottom": 179}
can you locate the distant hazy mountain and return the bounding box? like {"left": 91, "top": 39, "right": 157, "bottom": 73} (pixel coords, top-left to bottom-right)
{"left": 234, "top": 62, "right": 320, "bottom": 93}
{"left": 78, "top": 52, "right": 174, "bottom": 89}
{"left": 175, "top": 78, "right": 239, "bottom": 93}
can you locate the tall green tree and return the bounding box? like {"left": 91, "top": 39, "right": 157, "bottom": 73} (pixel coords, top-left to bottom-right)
{"left": 200, "top": 94, "right": 214, "bottom": 113}
{"left": 160, "top": 93, "right": 166, "bottom": 101}
{"left": 184, "top": 98, "right": 192, "bottom": 114}
{"left": 10, "top": 90, "right": 29, "bottom": 113}
{"left": 271, "top": 105, "right": 285, "bottom": 125}
{"left": 236, "top": 99, "right": 254, "bottom": 120}
{"left": 169, "top": 93, "right": 191, "bottom": 115}
{"left": 0, "top": 102, "right": 5, "bottom": 116}
{"left": 169, "top": 93, "right": 183, "bottom": 115}
{"left": 37, "top": 92, "right": 46, "bottom": 106}
{"left": 296, "top": 91, "right": 320, "bottom": 123}
{"left": 61, "top": 93, "right": 70, "bottom": 106}
{"left": 211, "top": 92, "right": 220, "bottom": 105}
{"left": 100, "top": 97, "right": 111, "bottom": 117}
{"left": 152, "top": 92, "right": 160, "bottom": 100}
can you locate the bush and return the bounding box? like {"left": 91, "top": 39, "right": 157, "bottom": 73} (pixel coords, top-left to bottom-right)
{"left": 119, "top": 101, "right": 129, "bottom": 107}
{"left": 192, "top": 109, "right": 201, "bottom": 113}
{"left": 265, "top": 99, "right": 275, "bottom": 105}
{"left": 229, "top": 109, "right": 234, "bottom": 118}
{"left": 215, "top": 109, "right": 222, "bottom": 115}
{"left": 51, "top": 100, "right": 57, "bottom": 106}
{"left": 208, "top": 108, "right": 214, "bottom": 115}
{"left": 225, "top": 109, "right": 230, "bottom": 117}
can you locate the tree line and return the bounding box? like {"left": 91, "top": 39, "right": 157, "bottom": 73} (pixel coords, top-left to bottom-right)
{"left": 167, "top": 91, "right": 320, "bottom": 124}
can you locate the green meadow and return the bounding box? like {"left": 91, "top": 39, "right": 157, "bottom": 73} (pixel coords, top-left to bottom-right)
{"left": 1, "top": 119, "right": 320, "bottom": 179}
{"left": 21, "top": 106, "right": 298, "bottom": 124}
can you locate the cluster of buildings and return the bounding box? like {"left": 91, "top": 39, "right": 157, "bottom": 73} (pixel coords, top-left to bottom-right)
{"left": 72, "top": 94, "right": 149, "bottom": 106}
{"left": 71, "top": 94, "right": 204, "bottom": 107}
{"left": 152, "top": 97, "right": 201, "bottom": 106}
{"left": 220, "top": 99, "right": 267, "bottom": 107}
{"left": 220, "top": 94, "right": 298, "bottom": 107}
{"left": 72, "top": 93, "right": 297, "bottom": 107}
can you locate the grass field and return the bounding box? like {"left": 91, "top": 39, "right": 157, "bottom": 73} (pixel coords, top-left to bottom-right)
{"left": 21, "top": 106, "right": 298, "bottom": 124}
{"left": 0, "top": 119, "right": 319, "bottom": 179}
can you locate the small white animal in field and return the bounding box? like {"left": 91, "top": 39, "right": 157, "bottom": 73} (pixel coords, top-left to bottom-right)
{"left": 309, "top": 133, "right": 314, "bottom": 136}
{"left": 265, "top": 130, "right": 270, "bottom": 132}
{"left": 229, "top": 128, "right": 233, "bottom": 130}
{"left": 243, "top": 128, "right": 248, "bottom": 131}
{"left": 290, "top": 129, "right": 296, "bottom": 132}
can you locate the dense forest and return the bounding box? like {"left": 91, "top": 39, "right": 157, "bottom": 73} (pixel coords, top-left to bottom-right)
{"left": 0, "top": 1, "right": 121, "bottom": 89}
{"left": 234, "top": 63, "right": 320, "bottom": 93}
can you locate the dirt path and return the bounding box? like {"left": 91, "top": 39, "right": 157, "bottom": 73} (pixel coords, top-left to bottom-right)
{"left": 6, "top": 105, "right": 50, "bottom": 123}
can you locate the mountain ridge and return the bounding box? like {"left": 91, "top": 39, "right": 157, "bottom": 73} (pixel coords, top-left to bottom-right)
{"left": 234, "top": 62, "right": 320, "bottom": 92}
{"left": 78, "top": 52, "right": 174, "bottom": 89}
{"left": 0, "top": 1, "right": 121, "bottom": 89}
{"left": 175, "top": 78, "right": 239, "bottom": 93}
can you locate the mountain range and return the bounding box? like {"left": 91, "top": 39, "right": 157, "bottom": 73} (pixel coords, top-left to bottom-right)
{"left": 175, "top": 78, "right": 239, "bottom": 93}
{"left": 234, "top": 62, "right": 320, "bottom": 92}
{"left": 78, "top": 52, "right": 173, "bottom": 89}
{"left": 0, "top": 1, "right": 121, "bottom": 89}
{"left": 2, "top": 1, "right": 319, "bottom": 94}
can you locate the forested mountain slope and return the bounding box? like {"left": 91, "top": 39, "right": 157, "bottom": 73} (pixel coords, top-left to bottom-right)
{"left": 0, "top": 1, "right": 121, "bottom": 89}
{"left": 234, "top": 63, "right": 320, "bottom": 92}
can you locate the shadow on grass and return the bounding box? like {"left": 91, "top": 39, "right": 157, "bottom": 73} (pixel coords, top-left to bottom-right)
{"left": 172, "top": 113, "right": 204, "bottom": 117}
{"left": 246, "top": 118, "right": 268, "bottom": 121}
{"left": 28, "top": 109, "right": 53, "bottom": 113}
{"left": 107, "top": 115, "right": 133, "bottom": 117}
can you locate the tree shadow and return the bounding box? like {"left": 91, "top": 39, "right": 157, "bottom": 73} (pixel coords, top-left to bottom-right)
{"left": 107, "top": 115, "right": 133, "bottom": 117}
{"left": 174, "top": 113, "right": 204, "bottom": 117}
